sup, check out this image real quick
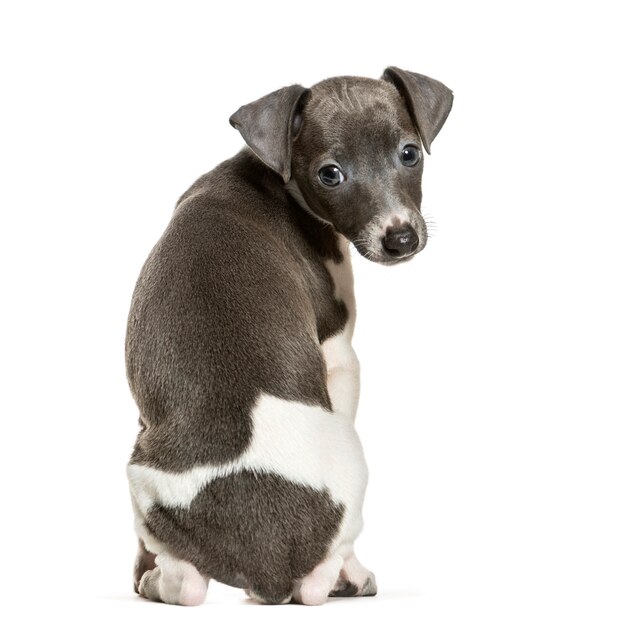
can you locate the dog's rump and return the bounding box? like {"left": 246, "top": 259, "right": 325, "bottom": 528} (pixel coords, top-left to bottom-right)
{"left": 136, "top": 469, "right": 344, "bottom": 600}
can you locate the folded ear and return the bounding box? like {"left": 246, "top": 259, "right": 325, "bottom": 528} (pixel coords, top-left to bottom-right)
{"left": 229, "top": 84, "right": 309, "bottom": 183}
{"left": 382, "top": 67, "right": 453, "bottom": 154}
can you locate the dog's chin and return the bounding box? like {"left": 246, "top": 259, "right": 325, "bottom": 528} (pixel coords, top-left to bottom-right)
{"left": 352, "top": 242, "right": 421, "bottom": 265}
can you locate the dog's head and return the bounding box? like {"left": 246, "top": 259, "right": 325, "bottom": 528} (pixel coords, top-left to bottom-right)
{"left": 230, "top": 67, "right": 453, "bottom": 264}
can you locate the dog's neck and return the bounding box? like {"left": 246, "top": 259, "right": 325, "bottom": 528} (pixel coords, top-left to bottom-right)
{"left": 284, "top": 179, "right": 331, "bottom": 228}
{"left": 228, "top": 149, "right": 345, "bottom": 264}
{"left": 284, "top": 178, "right": 344, "bottom": 264}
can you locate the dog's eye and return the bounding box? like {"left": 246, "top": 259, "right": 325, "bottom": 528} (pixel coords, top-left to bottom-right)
{"left": 318, "top": 165, "right": 345, "bottom": 187}
{"left": 400, "top": 144, "right": 422, "bottom": 167}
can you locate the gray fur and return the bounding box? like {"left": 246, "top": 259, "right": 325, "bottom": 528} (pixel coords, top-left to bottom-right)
{"left": 382, "top": 67, "right": 454, "bottom": 154}
{"left": 330, "top": 573, "right": 377, "bottom": 598}
{"left": 361, "top": 576, "right": 378, "bottom": 597}
{"left": 289, "top": 76, "right": 434, "bottom": 263}
{"left": 127, "top": 153, "right": 347, "bottom": 471}
{"left": 133, "top": 539, "right": 156, "bottom": 594}
{"left": 330, "top": 580, "right": 360, "bottom": 597}
{"left": 126, "top": 67, "right": 452, "bottom": 604}
{"left": 229, "top": 85, "right": 309, "bottom": 183}
{"left": 144, "top": 471, "right": 344, "bottom": 604}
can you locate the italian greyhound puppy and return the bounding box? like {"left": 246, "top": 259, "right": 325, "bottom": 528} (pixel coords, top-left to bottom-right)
{"left": 126, "top": 66, "right": 453, "bottom": 606}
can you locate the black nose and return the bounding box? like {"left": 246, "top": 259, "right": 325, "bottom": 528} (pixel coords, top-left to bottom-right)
{"left": 382, "top": 225, "right": 419, "bottom": 257}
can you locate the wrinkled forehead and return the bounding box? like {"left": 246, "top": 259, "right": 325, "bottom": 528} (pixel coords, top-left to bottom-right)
{"left": 299, "top": 77, "right": 416, "bottom": 152}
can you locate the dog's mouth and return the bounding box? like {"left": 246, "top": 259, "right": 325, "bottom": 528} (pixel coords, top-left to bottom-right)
{"left": 352, "top": 242, "right": 420, "bottom": 265}
{"left": 350, "top": 223, "right": 427, "bottom": 265}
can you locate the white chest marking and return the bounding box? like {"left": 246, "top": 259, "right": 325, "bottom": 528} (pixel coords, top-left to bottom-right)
{"left": 323, "top": 235, "right": 356, "bottom": 339}
{"left": 321, "top": 236, "right": 360, "bottom": 420}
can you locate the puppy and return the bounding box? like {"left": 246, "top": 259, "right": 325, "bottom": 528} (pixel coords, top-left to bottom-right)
{"left": 126, "top": 67, "right": 453, "bottom": 606}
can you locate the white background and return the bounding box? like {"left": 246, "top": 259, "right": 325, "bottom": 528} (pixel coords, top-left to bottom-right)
{"left": 1, "top": 1, "right": 624, "bottom": 624}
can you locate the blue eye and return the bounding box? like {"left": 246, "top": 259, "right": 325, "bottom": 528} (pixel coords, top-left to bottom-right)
{"left": 318, "top": 165, "right": 345, "bottom": 186}
{"left": 400, "top": 144, "right": 422, "bottom": 167}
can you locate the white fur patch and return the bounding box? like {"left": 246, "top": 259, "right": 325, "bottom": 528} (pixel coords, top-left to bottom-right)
{"left": 139, "top": 553, "right": 208, "bottom": 606}
{"left": 324, "top": 235, "right": 356, "bottom": 334}
{"left": 128, "top": 393, "right": 367, "bottom": 509}
{"left": 322, "top": 238, "right": 360, "bottom": 421}
{"left": 293, "top": 553, "right": 344, "bottom": 605}
{"left": 383, "top": 211, "right": 412, "bottom": 228}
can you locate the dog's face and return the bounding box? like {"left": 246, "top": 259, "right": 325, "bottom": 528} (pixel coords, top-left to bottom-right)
{"left": 291, "top": 78, "right": 427, "bottom": 264}
{"left": 230, "top": 68, "right": 453, "bottom": 265}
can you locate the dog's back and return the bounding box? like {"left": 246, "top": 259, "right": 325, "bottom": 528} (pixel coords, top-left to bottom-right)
{"left": 127, "top": 151, "right": 345, "bottom": 469}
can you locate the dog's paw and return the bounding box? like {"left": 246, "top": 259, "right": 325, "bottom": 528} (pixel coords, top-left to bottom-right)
{"left": 330, "top": 571, "right": 377, "bottom": 597}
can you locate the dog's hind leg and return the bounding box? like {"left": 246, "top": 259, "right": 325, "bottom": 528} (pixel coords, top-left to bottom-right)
{"left": 133, "top": 539, "right": 156, "bottom": 594}
{"left": 330, "top": 552, "right": 377, "bottom": 598}
{"left": 129, "top": 469, "right": 209, "bottom": 605}
{"left": 322, "top": 332, "right": 360, "bottom": 421}
{"left": 137, "top": 552, "right": 209, "bottom": 606}
{"left": 292, "top": 553, "right": 344, "bottom": 605}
